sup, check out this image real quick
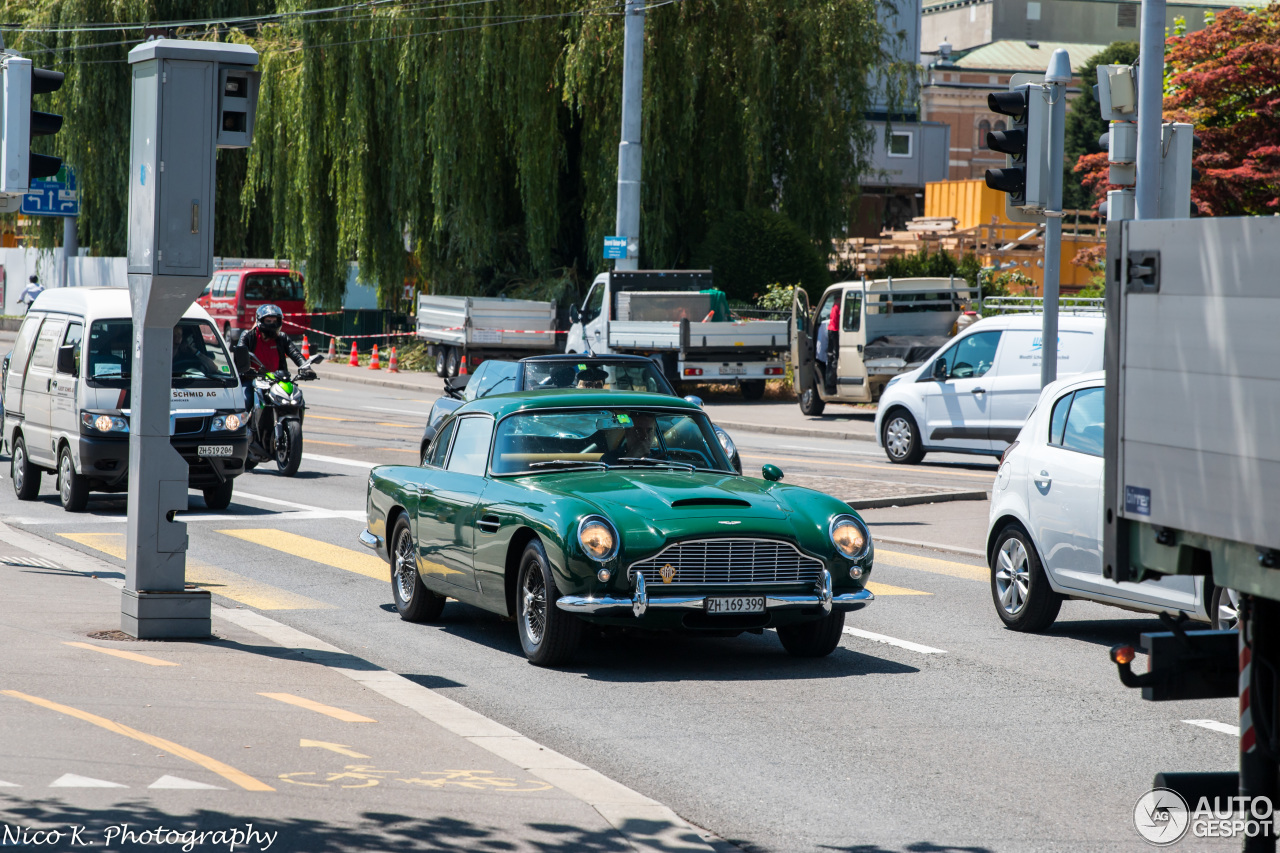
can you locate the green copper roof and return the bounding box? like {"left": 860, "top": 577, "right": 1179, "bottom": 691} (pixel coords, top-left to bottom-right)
{"left": 950, "top": 40, "right": 1109, "bottom": 73}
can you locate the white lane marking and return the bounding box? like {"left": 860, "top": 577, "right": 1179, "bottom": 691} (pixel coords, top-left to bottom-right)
{"left": 8, "top": 509, "right": 364, "bottom": 525}
{"left": 150, "top": 774, "right": 224, "bottom": 790}
{"left": 233, "top": 490, "right": 355, "bottom": 514}
{"left": 774, "top": 443, "right": 883, "bottom": 457}
{"left": 361, "top": 406, "right": 431, "bottom": 417}
{"left": 50, "top": 773, "right": 126, "bottom": 788}
{"left": 842, "top": 626, "right": 947, "bottom": 655}
{"left": 302, "top": 452, "right": 378, "bottom": 470}
{"left": 0, "top": 779, "right": 18, "bottom": 787}
{"left": 1184, "top": 719, "right": 1239, "bottom": 736}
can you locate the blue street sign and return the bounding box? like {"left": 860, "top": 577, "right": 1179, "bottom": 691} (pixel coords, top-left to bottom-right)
{"left": 21, "top": 165, "right": 79, "bottom": 217}
{"left": 603, "top": 235, "right": 628, "bottom": 260}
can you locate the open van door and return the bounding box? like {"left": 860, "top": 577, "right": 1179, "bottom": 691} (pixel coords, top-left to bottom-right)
{"left": 791, "top": 287, "right": 813, "bottom": 399}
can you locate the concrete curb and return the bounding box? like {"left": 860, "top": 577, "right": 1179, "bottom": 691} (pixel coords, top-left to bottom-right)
{"left": 313, "top": 366, "right": 438, "bottom": 394}
{"left": 712, "top": 419, "right": 876, "bottom": 443}
{"left": 847, "top": 490, "right": 988, "bottom": 511}
{"left": 871, "top": 534, "right": 987, "bottom": 559}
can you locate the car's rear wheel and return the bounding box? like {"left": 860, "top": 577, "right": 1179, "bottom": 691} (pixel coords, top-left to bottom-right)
{"left": 991, "top": 526, "right": 1062, "bottom": 632}
{"left": 516, "top": 539, "right": 581, "bottom": 667}
{"left": 57, "top": 446, "right": 89, "bottom": 512}
{"left": 390, "top": 516, "right": 445, "bottom": 622}
{"left": 799, "top": 386, "right": 825, "bottom": 416}
{"left": 11, "top": 436, "right": 40, "bottom": 501}
{"left": 882, "top": 409, "right": 925, "bottom": 465}
{"left": 777, "top": 611, "right": 845, "bottom": 657}
{"left": 1212, "top": 586, "right": 1240, "bottom": 631}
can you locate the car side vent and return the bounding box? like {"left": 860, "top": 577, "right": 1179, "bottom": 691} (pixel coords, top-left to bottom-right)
{"left": 671, "top": 498, "right": 752, "bottom": 508}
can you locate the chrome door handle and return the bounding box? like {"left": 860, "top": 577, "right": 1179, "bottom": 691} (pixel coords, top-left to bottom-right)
{"left": 477, "top": 514, "right": 501, "bottom": 533}
{"left": 1034, "top": 470, "right": 1052, "bottom": 488}
{"left": 971, "top": 387, "right": 986, "bottom": 395}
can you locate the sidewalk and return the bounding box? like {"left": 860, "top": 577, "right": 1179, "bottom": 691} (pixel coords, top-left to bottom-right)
{"left": 0, "top": 522, "right": 717, "bottom": 853}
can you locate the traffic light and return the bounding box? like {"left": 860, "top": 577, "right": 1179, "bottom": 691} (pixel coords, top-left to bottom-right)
{"left": 0, "top": 56, "right": 64, "bottom": 196}
{"left": 984, "top": 83, "right": 1050, "bottom": 221}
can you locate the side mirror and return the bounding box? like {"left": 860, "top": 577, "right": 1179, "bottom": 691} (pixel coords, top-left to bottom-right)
{"left": 683, "top": 395, "right": 704, "bottom": 408}
{"left": 56, "top": 345, "right": 77, "bottom": 376}
{"left": 569, "top": 304, "right": 581, "bottom": 324}
{"left": 762, "top": 464, "right": 784, "bottom": 482}
{"left": 931, "top": 359, "right": 949, "bottom": 381}
{"left": 232, "top": 348, "right": 250, "bottom": 374}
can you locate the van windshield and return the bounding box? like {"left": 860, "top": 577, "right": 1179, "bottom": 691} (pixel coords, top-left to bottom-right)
{"left": 244, "top": 274, "right": 303, "bottom": 302}
{"left": 86, "top": 319, "right": 237, "bottom": 389}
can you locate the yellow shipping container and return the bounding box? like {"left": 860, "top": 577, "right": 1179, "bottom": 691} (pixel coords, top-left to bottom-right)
{"left": 924, "top": 179, "right": 1021, "bottom": 229}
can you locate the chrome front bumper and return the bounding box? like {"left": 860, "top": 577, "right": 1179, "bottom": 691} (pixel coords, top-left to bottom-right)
{"left": 555, "top": 568, "right": 873, "bottom": 617}
{"left": 359, "top": 529, "right": 382, "bottom": 550}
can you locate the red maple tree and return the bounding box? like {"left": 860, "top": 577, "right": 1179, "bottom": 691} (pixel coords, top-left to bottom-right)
{"left": 1076, "top": 5, "right": 1280, "bottom": 215}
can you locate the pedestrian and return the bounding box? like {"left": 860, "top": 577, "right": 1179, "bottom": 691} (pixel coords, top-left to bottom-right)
{"left": 18, "top": 275, "right": 43, "bottom": 312}
{"left": 824, "top": 299, "right": 840, "bottom": 394}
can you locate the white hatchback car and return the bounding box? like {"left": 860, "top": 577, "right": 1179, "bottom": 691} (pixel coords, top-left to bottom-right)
{"left": 985, "top": 372, "right": 1237, "bottom": 631}
{"left": 874, "top": 314, "right": 1105, "bottom": 464}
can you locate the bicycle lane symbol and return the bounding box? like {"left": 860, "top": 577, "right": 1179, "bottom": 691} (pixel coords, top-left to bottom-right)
{"left": 279, "top": 765, "right": 552, "bottom": 793}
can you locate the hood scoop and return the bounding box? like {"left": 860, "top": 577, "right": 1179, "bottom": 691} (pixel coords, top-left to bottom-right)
{"left": 671, "top": 497, "right": 752, "bottom": 509}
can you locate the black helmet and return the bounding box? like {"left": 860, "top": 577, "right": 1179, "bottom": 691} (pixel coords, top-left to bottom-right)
{"left": 256, "top": 304, "right": 284, "bottom": 337}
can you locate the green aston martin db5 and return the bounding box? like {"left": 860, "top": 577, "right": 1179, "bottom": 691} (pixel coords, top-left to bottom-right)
{"left": 359, "top": 390, "right": 875, "bottom": 666}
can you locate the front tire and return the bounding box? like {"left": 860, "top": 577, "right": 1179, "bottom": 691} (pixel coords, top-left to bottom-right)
{"left": 275, "top": 420, "right": 303, "bottom": 476}
{"left": 990, "top": 526, "right": 1062, "bottom": 632}
{"left": 882, "top": 409, "right": 925, "bottom": 465}
{"left": 740, "top": 379, "right": 766, "bottom": 401}
{"left": 202, "top": 480, "right": 234, "bottom": 511}
{"left": 799, "top": 386, "right": 825, "bottom": 416}
{"left": 390, "top": 517, "right": 445, "bottom": 622}
{"left": 57, "top": 446, "right": 89, "bottom": 512}
{"left": 11, "top": 436, "right": 40, "bottom": 501}
{"left": 1212, "top": 586, "right": 1240, "bottom": 631}
{"left": 516, "top": 539, "right": 581, "bottom": 667}
{"left": 777, "top": 611, "right": 845, "bottom": 657}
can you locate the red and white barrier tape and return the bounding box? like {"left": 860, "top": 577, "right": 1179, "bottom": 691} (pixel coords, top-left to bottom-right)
{"left": 283, "top": 310, "right": 344, "bottom": 317}
{"left": 430, "top": 326, "right": 565, "bottom": 334}
{"left": 283, "top": 319, "right": 417, "bottom": 340}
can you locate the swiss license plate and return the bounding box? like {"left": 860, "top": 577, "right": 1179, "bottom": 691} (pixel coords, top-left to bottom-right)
{"left": 719, "top": 365, "right": 746, "bottom": 375}
{"left": 198, "top": 445, "right": 233, "bottom": 458}
{"left": 705, "top": 596, "right": 765, "bottom": 614}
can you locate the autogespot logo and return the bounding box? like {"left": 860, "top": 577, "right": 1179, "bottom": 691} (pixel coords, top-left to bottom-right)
{"left": 1135, "top": 788, "right": 1190, "bottom": 845}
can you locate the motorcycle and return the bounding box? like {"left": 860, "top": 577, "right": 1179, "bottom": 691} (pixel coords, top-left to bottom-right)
{"left": 244, "top": 352, "right": 323, "bottom": 477}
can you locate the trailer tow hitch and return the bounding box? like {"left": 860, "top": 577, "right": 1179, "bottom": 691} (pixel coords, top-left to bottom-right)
{"left": 1109, "top": 613, "right": 1237, "bottom": 701}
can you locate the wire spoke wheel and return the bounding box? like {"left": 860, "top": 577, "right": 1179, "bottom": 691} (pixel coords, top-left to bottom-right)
{"left": 995, "top": 537, "right": 1030, "bottom": 616}
{"left": 395, "top": 529, "right": 417, "bottom": 605}
{"left": 522, "top": 566, "right": 547, "bottom": 646}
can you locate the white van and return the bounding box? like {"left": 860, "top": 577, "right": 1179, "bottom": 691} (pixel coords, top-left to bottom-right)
{"left": 1, "top": 288, "right": 249, "bottom": 511}
{"left": 873, "top": 314, "right": 1105, "bottom": 464}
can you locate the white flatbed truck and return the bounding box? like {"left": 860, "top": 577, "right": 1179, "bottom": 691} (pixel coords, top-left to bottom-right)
{"left": 417, "top": 294, "right": 559, "bottom": 377}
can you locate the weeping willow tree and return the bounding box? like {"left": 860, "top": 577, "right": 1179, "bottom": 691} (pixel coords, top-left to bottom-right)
{"left": 4, "top": 0, "right": 902, "bottom": 308}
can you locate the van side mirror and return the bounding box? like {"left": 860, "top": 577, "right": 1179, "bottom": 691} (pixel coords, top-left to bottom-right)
{"left": 232, "top": 348, "right": 250, "bottom": 374}
{"left": 569, "top": 304, "right": 580, "bottom": 324}
{"left": 56, "top": 345, "right": 77, "bottom": 376}
{"left": 931, "top": 359, "right": 949, "bottom": 381}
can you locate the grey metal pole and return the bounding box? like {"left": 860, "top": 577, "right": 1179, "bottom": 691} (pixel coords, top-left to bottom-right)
{"left": 614, "top": 0, "right": 645, "bottom": 272}
{"left": 61, "top": 216, "right": 77, "bottom": 287}
{"left": 1135, "top": 0, "right": 1165, "bottom": 220}
{"left": 1041, "top": 49, "right": 1070, "bottom": 388}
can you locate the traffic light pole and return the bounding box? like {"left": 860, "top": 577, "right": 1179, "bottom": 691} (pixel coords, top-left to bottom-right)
{"left": 613, "top": 0, "right": 644, "bottom": 271}
{"left": 1135, "top": 0, "right": 1165, "bottom": 220}
{"left": 1040, "top": 50, "right": 1070, "bottom": 388}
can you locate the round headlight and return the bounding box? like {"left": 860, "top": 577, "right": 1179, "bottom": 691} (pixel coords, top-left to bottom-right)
{"left": 94, "top": 415, "right": 113, "bottom": 432}
{"left": 830, "top": 515, "right": 869, "bottom": 559}
{"left": 715, "top": 425, "right": 737, "bottom": 459}
{"left": 224, "top": 413, "right": 242, "bottom": 431}
{"left": 578, "top": 517, "right": 618, "bottom": 562}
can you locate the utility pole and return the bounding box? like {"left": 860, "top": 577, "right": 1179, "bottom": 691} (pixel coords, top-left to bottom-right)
{"left": 61, "top": 217, "right": 77, "bottom": 287}
{"left": 1135, "top": 0, "right": 1165, "bottom": 220}
{"left": 1039, "top": 49, "right": 1070, "bottom": 388}
{"left": 613, "top": 0, "right": 644, "bottom": 271}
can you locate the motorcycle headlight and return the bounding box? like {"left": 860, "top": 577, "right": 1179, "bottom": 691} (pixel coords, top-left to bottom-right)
{"left": 211, "top": 412, "right": 245, "bottom": 431}
{"left": 830, "top": 515, "right": 870, "bottom": 559}
{"left": 714, "top": 425, "right": 737, "bottom": 460}
{"left": 82, "top": 411, "right": 129, "bottom": 433}
{"left": 578, "top": 517, "right": 618, "bottom": 563}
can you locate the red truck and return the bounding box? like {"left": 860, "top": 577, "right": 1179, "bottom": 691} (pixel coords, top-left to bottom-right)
{"left": 198, "top": 267, "right": 306, "bottom": 341}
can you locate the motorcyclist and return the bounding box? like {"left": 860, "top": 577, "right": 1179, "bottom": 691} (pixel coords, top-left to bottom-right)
{"left": 234, "top": 304, "right": 313, "bottom": 410}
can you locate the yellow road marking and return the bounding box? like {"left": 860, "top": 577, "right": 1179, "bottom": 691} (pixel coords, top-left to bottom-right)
{"left": 375, "top": 447, "right": 418, "bottom": 454}
{"left": 876, "top": 549, "right": 988, "bottom": 582}
{"left": 864, "top": 581, "right": 931, "bottom": 596}
{"left": 377, "top": 423, "right": 415, "bottom": 428}
{"left": 306, "top": 439, "right": 354, "bottom": 447}
{"left": 740, "top": 452, "right": 996, "bottom": 481}
{"left": 308, "top": 415, "right": 351, "bottom": 422}
{"left": 300, "top": 739, "right": 370, "bottom": 758}
{"left": 63, "top": 641, "right": 179, "bottom": 667}
{"left": 217, "top": 529, "right": 390, "bottom": 581}
{"left": 57, "top": 533, "right": 335, "bottom": 611}
{"left": 260, "top": 693, "right": 376, "bottom": 723}
{"left": 0, "top": 690, "right": 273, "bottom": 791}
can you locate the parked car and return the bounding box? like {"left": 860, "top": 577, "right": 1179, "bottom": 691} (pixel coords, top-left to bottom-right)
{"left": 2, "top": 288, "right": 248, "bottom": 512}
{"left": 199, "top": 267, "right": 305, "bottom": 341}
{"left": 362, "top": 391, "right": 874, "bottom": 666}
{"left": 874, "top": 314, "right": 1105, "bottom": 464}
{"left": 985, "top": 372, "right": 1236, "bottom": 631}
{"left": 422, "top": 354, "right": 743, "bottom": 472}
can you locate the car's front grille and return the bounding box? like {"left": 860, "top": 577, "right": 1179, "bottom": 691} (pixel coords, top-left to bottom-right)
{"left": 173, "top": 417, "right": 205, "bottom": 435}
{"left": 627, "top": 538, "right": 824, "bottom": 586}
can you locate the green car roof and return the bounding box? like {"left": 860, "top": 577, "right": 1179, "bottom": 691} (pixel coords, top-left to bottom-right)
{"left": 454, "top": 388, "right": 703, "bottom": 419}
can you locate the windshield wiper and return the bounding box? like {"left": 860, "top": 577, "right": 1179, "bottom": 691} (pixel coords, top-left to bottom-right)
{"left": 614, "top": 457, "right": 695, "bottom": 472}
{"left": 527, "top": 460, "right": 608, "bottom": 471}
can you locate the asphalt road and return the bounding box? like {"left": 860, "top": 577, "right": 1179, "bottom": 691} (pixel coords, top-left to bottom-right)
{"left": 1, "top": 375, "right": 1240, "bottom": 852}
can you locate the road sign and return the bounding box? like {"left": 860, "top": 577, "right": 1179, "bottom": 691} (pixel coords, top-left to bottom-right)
{"left": 603, "top": 235, "right": 628, "bottom": 260}
{"left": 20, "top": 164, "right": 78, "bottom": 217}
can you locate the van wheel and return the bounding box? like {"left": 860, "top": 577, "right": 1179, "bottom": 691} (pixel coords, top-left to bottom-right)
{"left": 11, "top": 436, "right": 40, "bottom": 501}
{"left": 57, "top": 446, "right": 89, "bottom": 512}
{"left": 740, "top": 379, "right": 766, "bottom": 401}
{"left": 882, "top": 409, "right": 925, "bottom": 464}
{"left": 202, "top": 480, "right": 234, "bottom": 511}
{"left": 799, "top": 387, "right": 825, "bottom": 416}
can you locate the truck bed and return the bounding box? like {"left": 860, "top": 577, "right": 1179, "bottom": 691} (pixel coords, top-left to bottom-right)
{"left": 417, "top": 295, "right": 556, "bottom": 348}
{"left": 608, "top": 319, "right": 789, "bottom": 352}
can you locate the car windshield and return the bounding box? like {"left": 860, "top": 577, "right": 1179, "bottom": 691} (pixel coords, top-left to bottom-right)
{"left": 87, "top": 319, "right": 237, "bottom": 388}
{"left": 490, "top": 407, "right": 732, "bottom": 475}
{"left": 522, "top": 360, "right": 673, "bottom": 394}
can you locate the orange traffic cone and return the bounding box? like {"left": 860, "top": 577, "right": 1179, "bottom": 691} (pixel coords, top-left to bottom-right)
{"left": 369, "top": 344, "right": 381, "bottom": 370}
{"left": 348, "top": 342, "right": 359, "bottom": 367}
{"left": 388, "top": 346, "right": 399, "bottom": 373}
{"left": 327, "top": 337, "right": 337, "bottom": 360}
{"left": 459, "top": 354, "right": 468, "bottom": 375}
{"left": 301, "top": 336, "right": 311, "bottom": 360}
